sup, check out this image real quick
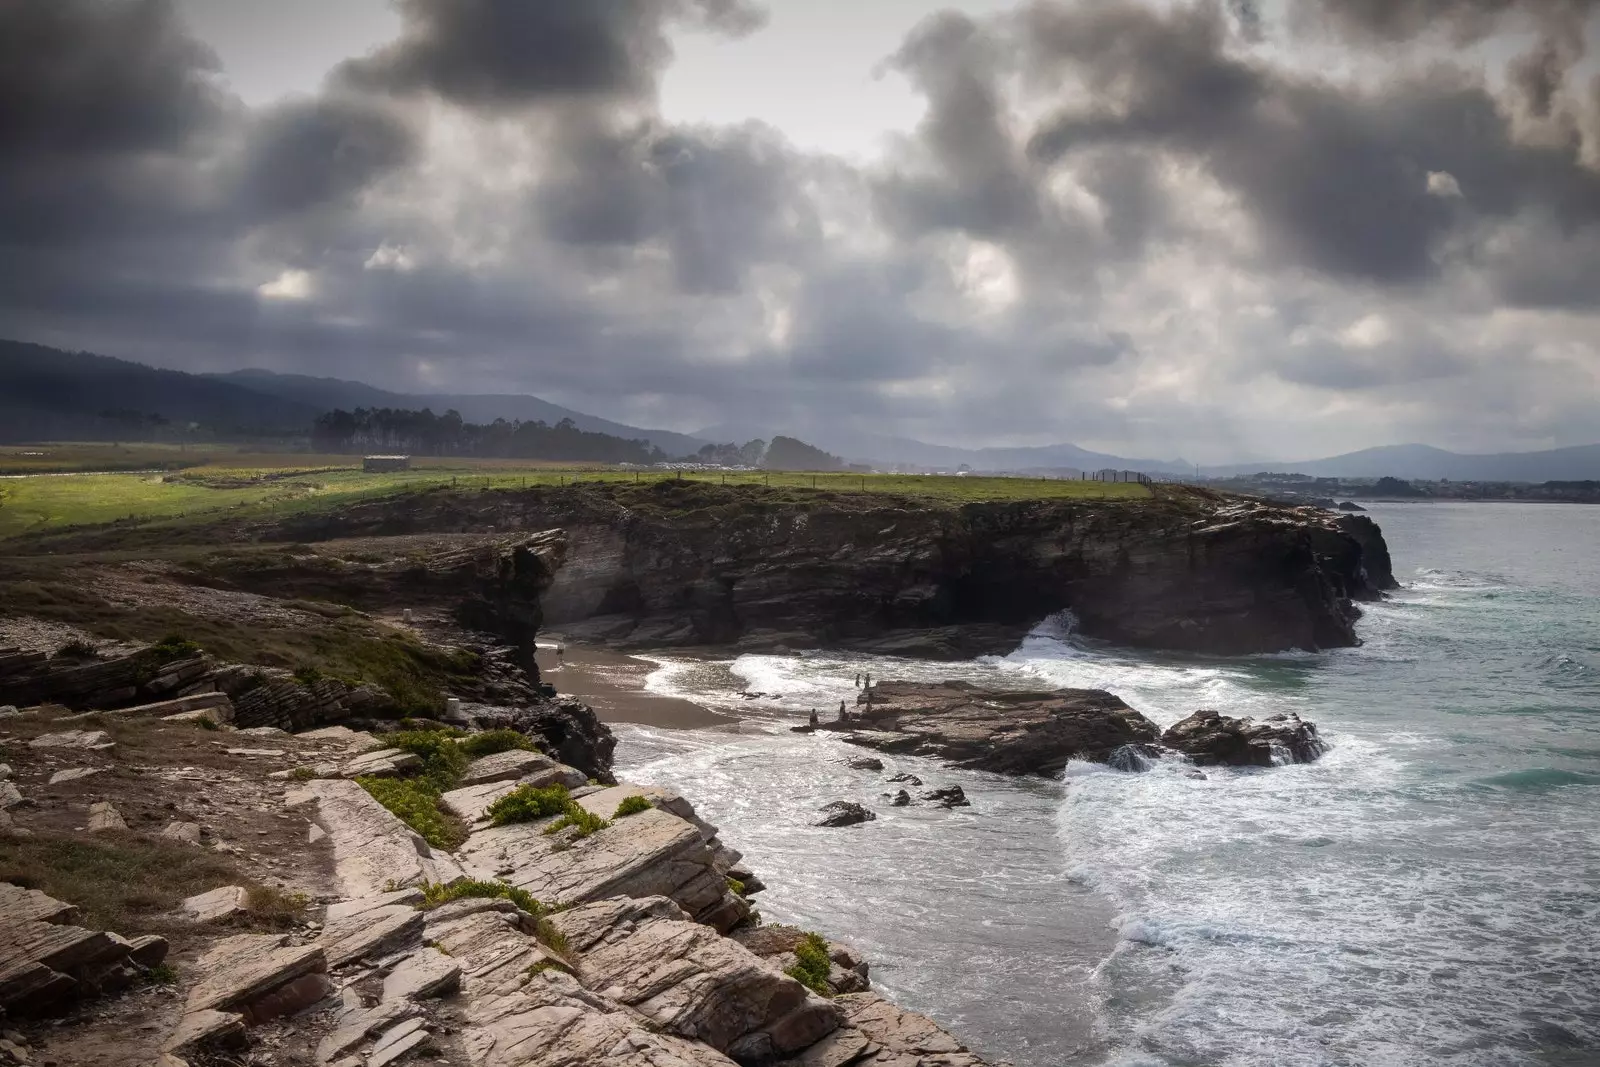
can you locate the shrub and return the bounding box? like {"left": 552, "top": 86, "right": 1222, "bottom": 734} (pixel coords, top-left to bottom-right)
{"left": 381, "top": 729, "right": 469, "bottom": 791}
{"left": 356, "top": 776, "right": 467, "bottom": 850}
{"left": 56, "top": 639, "right": 100, "bottom": 659}
{"left": 457, "top": 729, "right": 539, "bottom": 761}
{"left": 292, "top": 664, "right": 325, "bottom": 686}
{"left": 613, "top": 794, "right": 653, "bottom": 818}
{"left": 244, "top": 885, "right": 310, "bottom": 928}
{"left": 785, "top": 932, "right": 833, "bottom": 996}
{"left": 151, "top": 634, "right": 202, "bottom": 660}
{"left": 726, "top": 876, "right": 746, "bottom": 897}
{"left": 419, "top": 879, "right": 543, "bottom": 917}
{"left": 196, "top": 715, "right": 220, "bottom": 731}
{"left": 290, "top": 765, "right": 316, "bottom": 781}
{"left": 526, "top": 958, "right": 572, "bottom": 980}
{"left": 487, "top": 784, "right": 572, "bottom": 826}
{"left": 145, "top": 962, "right": 179, "bottom": 985}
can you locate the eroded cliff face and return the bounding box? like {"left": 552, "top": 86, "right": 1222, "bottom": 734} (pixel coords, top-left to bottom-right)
{"left": 270, "top": 482, "right": 1395, "bottom": 659}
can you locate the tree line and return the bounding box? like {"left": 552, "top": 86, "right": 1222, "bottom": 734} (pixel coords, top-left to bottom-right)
{"left": 311, "top": 407, "right": 667, "bottom": 464}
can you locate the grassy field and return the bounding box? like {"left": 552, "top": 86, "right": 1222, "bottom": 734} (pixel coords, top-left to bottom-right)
{"left": 0, "top": 451, "right": 1150, "bottom": 541}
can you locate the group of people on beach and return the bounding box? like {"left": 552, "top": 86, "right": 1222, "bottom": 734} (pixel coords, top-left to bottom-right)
{"left": 807, "top": 671, "right": 874, "bottom": 726}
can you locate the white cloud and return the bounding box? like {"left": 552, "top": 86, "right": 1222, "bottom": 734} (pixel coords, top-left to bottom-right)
{"left": 1426, "top": 170, "right": 1463, "bottom": 198}
{"left": 364, "top": 243, "right": 417, "bottom": 272}
{"left": 257, "top": 269, "right": 314, "bottom": 301}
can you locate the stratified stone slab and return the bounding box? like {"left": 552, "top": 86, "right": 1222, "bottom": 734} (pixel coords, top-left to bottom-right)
{"left": 184, "top": 933, "right": 325, "bottom": 1014}
{"left": 340, "top": 748, "right": 422, "bottom": 779}
{"left": 47, "top": 767, "right": 102, "bottom": 786}
{"left": 316, "top": 903, "right": 424, "bottom": 968}
{"left": 286, "top": 779, "right": 462, "bottom": 898}
{"left": 457, "top": 749, "right": 558, "bottom": 787}
{"left": 182, "top": 886, "right": 248, "bottom": 924}
{"left": 382, "top": 947, "right": 461, "bottom": 1001}
{"left": 0, "top": 883, "right": 79, "bottom": 925}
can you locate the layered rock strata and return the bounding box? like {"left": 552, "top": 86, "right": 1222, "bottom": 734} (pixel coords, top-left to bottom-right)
{"left": 262, "top": 483, "right": 1396, "bottom": 657}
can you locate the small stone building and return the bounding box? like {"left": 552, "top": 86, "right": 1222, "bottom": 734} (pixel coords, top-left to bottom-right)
{"left": 362, "top": 455, "right": 411, "bottom": 473}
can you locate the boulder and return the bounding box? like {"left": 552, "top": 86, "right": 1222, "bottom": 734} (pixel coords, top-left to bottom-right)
{"left": 182, "top": 886, "right": 249, "bottom": 925}
{"left": 1161, "top": 709, "right": 1326, "bottom": 766}
{"left": 922, "top": 786, "right": 970, "bottom": 809}
{"left": 781, "top": 991, "right": 997, "bottom": 1067}
{"left": 886, "top": 773, "right": 922, "bottom": 786}
{"left": 0, "top": 783, "right": 24, "bottom": 812}
{"left": 846, "top": 757, "right": 884, "bottom": 772}
{"left": 840, "top": 681, "right": 1161, "bottom": 777}
{"left": 888, "top": 789, "right": 911, "bottom": 807}
{"left": 183, "top": 933, "right": 326, "bottom": 1016}
{"left": 160, "top": 821, "right": 203, "bottom": 846}
{"left": 470, "top": 697, "right": 617, "bottom": 783}
{"left": 86, "top": 801, "right": 126, "bottom": 832}
{"left": 816, "top": 802, "right": 875, "bottom": 828}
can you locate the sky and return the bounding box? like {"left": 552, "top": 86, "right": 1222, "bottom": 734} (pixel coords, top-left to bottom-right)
{"left": 2, "top": 1, "right": 1599, "bottom": 463}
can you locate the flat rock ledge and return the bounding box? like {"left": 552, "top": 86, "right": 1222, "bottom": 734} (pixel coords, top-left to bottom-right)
{"left": 0, "top": 882, "right": 169, "bottom": 1018}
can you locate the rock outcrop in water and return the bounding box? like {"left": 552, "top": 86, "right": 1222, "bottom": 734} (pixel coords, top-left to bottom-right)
{"left": 1161, "top": 709, "right": 1327, "bottom": 766}
{"left": 833, "top": 681, "right": 1328, "bottom": 777}
{"left": 837, "top": 681, "right": 1163, "bottom": 776}
{"left": 258, "top": 482, "right": 1396, "bottom": 658}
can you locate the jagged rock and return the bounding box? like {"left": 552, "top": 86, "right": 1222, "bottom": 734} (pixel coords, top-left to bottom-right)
{"left": 382, "top": 947, "right": 461, "bottom": 1001}
{"left": 86, "top": 801, "right": 126, "bottom": 832}
{"left": 816, "top": 802, "right": 875, "bottom": 828}
{"left": 0, "top": 783, "right": 24, "bottom": 812}
{"left": 182, "top": 886, "right": 249, "bottom": 924}
{"left": 121, "top": 934, "right": 169, "bottom": 968}
{"left": 457, "top": 748, "right": 559, "bottom": 786}
{"left": 46, "top": 767, "right": 101, "bottom": 786}
{"left": 888, "top": 789, "right": 911, "bottom": 807}
{"left": 455, "top": 805, "right": 747, "bottom": 932}
{"left": 886, "top": 773, "right": 922, "bottom": 786}
{"left": 548, "top": 896, "right": 843, "bottom": 1061}
{"left": 339, "top": 748, "right": 422, "bottom": 779}
{"left": 286, "top": 779, "right": 463, "bottom": 898}
{"left": 161, "top": 821, "right": 203, "bottom": 846}
{"left": 28, "top": 730, "right": 113, "bottom": 752}
{"left": 1161, "top": 709, "right": 1327, "bottom": 766}
{"left": 922, "top": 786, "right": 970, "bottom": 809}
{"left": 815, "top": 992, "right": 997, "bottom": 1067}
{"left": 841, "top": 681, "right": 1161, "bottom": 777}
{"left": 731, "top": 926, "right": 871, "bottom": 999}
{"left": 0, "top": 883, "right": 149, "bottom": 1016}
{"left": 846, "top": 757, "right": 884, "bottom": 771}
{"left": 471, "top": 697, "right": 617, "bottom": 783}
{"left": 315, "top": 897, "right": 425, "bottom": 968}
{"left": 316, "top": 998, "right": 420, "bottom": 1064}
{"left": 184, "top": 933, "right": 326, "bottom": 1016}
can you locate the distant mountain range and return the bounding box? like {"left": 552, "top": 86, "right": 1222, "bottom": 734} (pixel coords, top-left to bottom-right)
{"left": 206, "top": 368, "right": 708, "bottom": 457}
{"left": 3, "top": 338, "right": 1598, "bottom": 481}
{"left": 1202, "top": 443, "right": 1600, "bottom": 482}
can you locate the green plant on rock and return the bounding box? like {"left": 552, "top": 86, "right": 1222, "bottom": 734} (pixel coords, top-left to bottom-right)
{"left": 355, "top": 775, "right": 467, "bottom": 851}
{"left": 543, "top": 804, "right": 609, "bottom": 840}
{"left": 613, "top": 794, "right": 653, "bottom": 818}
{"left": 487, "top": 784, "right": 572, "bottom": 826}
{"left": 525, "top": 958, "right": 573, "bottom": 981}
{"left": 418, "top": 879, "right": 544, "bottom": 918}
{"left": 785, "top": 932, "right": 833, "bottom": 997}
{"left": 456, "top": 729, "right": 538, "bottom": 760}
{"left": 726, "top": 876, "right": 746, "bottom": 898}
{"left": 145, "top": 962, "right": 179, "bottom": 985}
{"left": 380, "top": 729, "right": 469, "bottom": 791}
{"left": 196, "top": 715, "right": 220, "bottom": 731}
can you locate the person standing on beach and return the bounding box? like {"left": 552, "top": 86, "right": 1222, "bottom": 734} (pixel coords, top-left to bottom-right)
{"left": 838, "top": 699, "right": 849, "bottom": 723}
{"left": 855, "top": 673, "right": 862, "bottom": 688}
{"left": 809, "top": 708, "right": 819, "bottom": 726}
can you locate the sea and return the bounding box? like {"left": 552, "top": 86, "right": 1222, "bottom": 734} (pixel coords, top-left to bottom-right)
{"left": 609, "top": 502, "right": 1600, "bottom": 1067}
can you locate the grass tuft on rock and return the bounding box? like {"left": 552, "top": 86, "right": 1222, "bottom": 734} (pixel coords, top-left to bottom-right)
{"left": 457, "top": 729, "right": 539, "bottom": 760}
{"left": 419, "top": 878, "right": 543, "bottom": 917}
{"left": 543, "top": 805, "right": 609, "bottom": 840}
{"left": 381, "top": 729, "right": 469, "bottom": 790}
{"left": 487, "top": 783, "right": 573, "bottom": 826}
{"left": 356, "top": 775, "right": 468, "bottom": 851}
{"left": 613, "top": 794, "right": 653, "bottom": 818}
{"left": 786, "top": 932, "right": 834, "bottom": 997}
{"left": 244, "top": 884, "right": 310, "bottom": 928}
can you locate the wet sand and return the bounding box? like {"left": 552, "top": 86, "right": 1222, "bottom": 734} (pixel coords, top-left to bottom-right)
{"left": 536, "top": 643, "right": 739, "bottom": 730}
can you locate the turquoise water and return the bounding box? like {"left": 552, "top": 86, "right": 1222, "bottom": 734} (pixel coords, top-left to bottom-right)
{"left": 613, "top": 502, "right": 1600, "bottom": 1067}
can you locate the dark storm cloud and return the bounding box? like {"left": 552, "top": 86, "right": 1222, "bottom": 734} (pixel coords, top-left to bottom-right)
{"left": 1011, "top": 1, "right": 1600, "bottom": 291}
{"left": 338, "top": 0, "right": 766, "bottom": 107}
{"left": 231, "top": 93, "right": 418, "bottom": 220}
{"left": 875, "top": 12, "right": 1043, "bottom": 239}
{"left": 1293, "top": 0, "right": 1598, "bottom": 43}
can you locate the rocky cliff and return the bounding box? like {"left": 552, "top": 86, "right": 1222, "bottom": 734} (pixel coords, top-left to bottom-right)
{"left": 267, "top": 482, "right": 1396, "bottom": 658}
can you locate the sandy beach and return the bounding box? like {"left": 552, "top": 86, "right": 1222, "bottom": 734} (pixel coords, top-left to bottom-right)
{"left": 535, "top": 641, "right": 740, "bottom": 730}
